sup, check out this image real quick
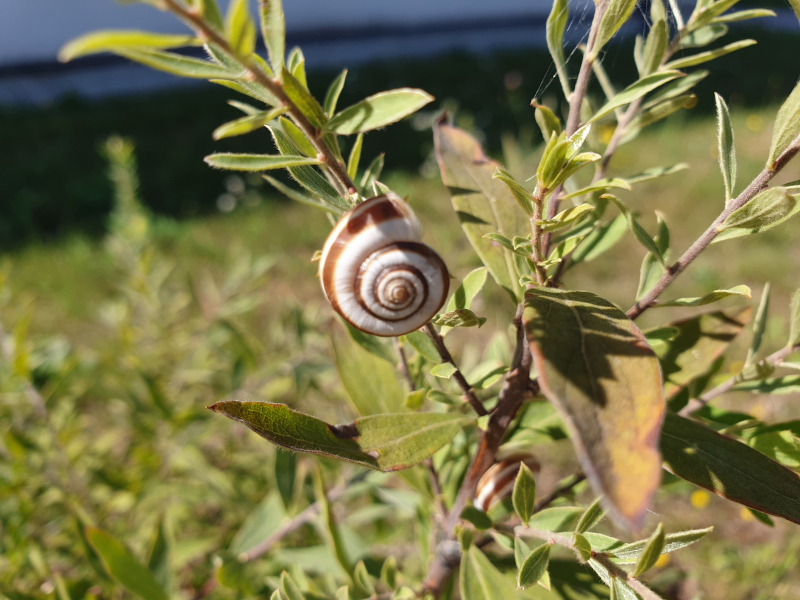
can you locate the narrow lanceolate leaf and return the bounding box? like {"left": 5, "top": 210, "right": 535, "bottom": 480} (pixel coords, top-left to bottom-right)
{"left": 655, "top": 285, "right": 751, "bottom": 308}
{"left": 592, "top": 0, "right": 640, "bottom": 59}
{"left": 204, "top": 153, "right": 319, "bottom": 171}
{"left": 517, "top": 544, "right": 550, "bottom": 590}
{"left": 642, "top": 20, "right": 668, "bottom": 76}
{"left": 533, "top": 103, "right": 562, "bottom": 141}
{"left": 589, "top": 71, "right": 684, "bottom": 123}
{"left": 434, "top": 120, "right": 527, "bottom": 302}
{"left": 714, "top": 9, "right": 776, "bottom": 23}
{"left": 326, "top": 89, "right": 434, "bottom": 135}
{"left": 570, "top": 214, "right": 627, "bottom": 263}
{"left": 512, "top": 463, "right": 536, "bottom": 526}
{"left": 715, "top": 94, "right": 736, "bottom": 202}
{"left": 625, "top": 163, "right": 689, "bottom": 184}
{"left": 198, "top": 0, "right": 225, "bottom": 31}
{"left": 665, "top": 39, "right": 756, "bottom": 69}
{"left": 713, "top": 196, "right": 800, "bottom": 242}
{"left": 611, "top": 527, "right": 713, "bottom": 563}
{"left": 85, "top": 527, "right": 169, "bottom": 600}
{"left": 114, "top": 48, "right": 240, "bottom": 79}
{"left": 746, "top": 283, "right": 770, "bottom": 365}
{"left": 539, "top": 203, "right": 594, "bottom": 232}
{"left": 661, "top": 413, "right": 800, "bottom": 524}
{"left": 347, "top": 133, "right": 364, "bottom": 181}
{"left": 524, "top": 288, "right": 665, "bottom": 529}
{"left": 460, "top": 546, "right": 516, "bottom": 600}
{"left": 226, "top": 0, "right": 256, "bottom": 56}
{"left": 546, "top": 0, "right": 571, "bottom": 97}
{"left": 260, "top": 0, "right": 285, "bottom": 71}
{"left": 632, "top": 523, "right": 664, "bottom": 576}
{"left": 445, "top": 267, "right": 489, "bottom": 313}
{"left": 605, "top": 195, "right": 666, "bottom": 266}
{"left": 560, "top": 178, "right": 631, "bottom": 200}
{"left": 209, "top": 401, "right": 473, "bottom": 471}
{"left": 690, "top": 0, "right": 744, "bottom": 29}
{"left": 281, "top": 67, "right": 328, "bottom": 128}
{"left": 790, "top": 289, "right": 800, "bottom": 347}
{"left": 325, "top": 69, "right": 348, "bottom": 117}
{"left": 212, "top": 106, "right": 288, "bottom": 140}
{"left": 768, "top": 80, "right": 800, "bottom": 166}
{"left": 574, "top": 497, "right": 605, "bottom": 534}
{"left": 432, "top": 309, "right": 487, "bottom": 329}
{"left": 58, "top": 31, "right": 197, "bottom": 62}
{"left": 493, "top": 169, "right": 534, "bottom": 215}
{"left": 263, "top": 175, "right": 336, "bottom": 212}
{"left": 719, "top": 188, "right": 797, "bottom": 231}
{"left": 732, "top": 376, "right": 800, "bottom": 394}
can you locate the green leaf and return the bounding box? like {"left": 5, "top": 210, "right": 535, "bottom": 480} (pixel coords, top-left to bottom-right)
{"left": 114, "top": 47, "right": 240, "bottom": 79}
{"left": 225, "top": 0, "right": 256, "bottom": 56}
{"left": 432, "top": 309, "right": 487, "bottom": 329}
{"left": 512, "top": 462, "right": 537, "bottom": 526}
{"left": 404, "top": 389, "right": 425, "bottom": 410}
{"left": 230, "top": 493, "right": 286, "bottom": 555}
{"left": 460, "top": 506, "right": 493, "bottom": 530}
{"left": 444, "top": 267, "right": 489, "bottom": 314}
{"left": 714, "top": 8, "right": 776, "bottom": 23}
{"left": 281, "top": 67, "right": 327, "bottom": 128}
{"left": 85, "top": 527, "right": 169, "bottom": 600}
{"left": 492, "top": 169, "right": 534, "bottom": 215}
{"left": 427, "top": 389, "right": 461, "bottom": 405}
{"left": 213, "top": 106, "right": 288, "bottom": 140}
{"left": 642, "top": 20, "right": 668, "bottom": 76}
{"left": 791, "top": 289, "right": 800, "bottom": 347}
{"left": 570, "top": 214, "right": 627, "bottom": 263}
{"left": 381, "top": 555, "right": 397, "bottom": 589}
{"left": 529, "top": 507, "right": 582, "bottom": 531}
{"left": 430, "top": 363, "right": 458, "bottom": 379}
{"left": 524, "top": 288, "right": 664, "bottom": 529}
{"left": 636, "top": 211, "right": 669, "bottom": 300}
{"left": 405, "top": 330, "right": 440, "bottom": 362}
{"left": 460, "top": 546, "right": 515, "bottom": 600}
{"left": 354, "top": 561, "right": 375, "bottom": 596}
{"left": 539, "top": 203, "right": 595, "bottom": 232}
{"left": 546, "top": 0, "right": 571, "bottom": 97}
{"left": 665, "top": 39, "right": 756, "bottom": 69}
{"left": 147, "top": 517, "right": 171, "bottom": 592}
{"left": 533, "top": 103, "right": 562, "bottom": 142}
{"left": 278, "top": 117, "right": 317, "bottom": 157}
{"left": 346, "top": 133, "right": 364, "bottom": 182}
{"left": 680, "top": 24, "right": 728, "bottom": 48}
{"left": 624, "top": 163, "right": 689, "bottom": 184}
{"left": 573, "top": 534, "right": 592, "bottom": 562}
{"left": 611, "top": 527, "right": 712, "bottom": 563}
{"left": 210, "top": 401, "right": 473, "bottom": 471}
{"left": 286, "top": 47, "right": 306, "bottom": 87}
{"left": 644, "top": 70, "right": 709, "bottom": 109}
{"left": 434, "top": 121, "right": 526, "bottom": 302}
{"left": 324, "top": 69, "right": 348, "bottom": 117}
{"left": 517, "top": 544, "right": 550, "bottom": 590}
{"left": 332, "top": 324, "right": 404, "bottom": 415}
{"left": 280, "top": 570, "right": 307, "bottom": 600}
{"left": 632, "top": 523, "right": 664, "bottom": 576}
{"left": 715, "top": 93, "right": 736, "bottom": 202}
{"left": 204, "top": 153, "right": 319, "bottom": 171}
{"left": 560, "top": 179, "right": 631, "bottom": 201}
{"left": 515, "top": 538, "right": 531, "bottom": 569}
{"left": 198, "top": 0, "right": 225, "bottom": 30}
{"left": 574, "top": 497, "right": 605, "bottom": 534}
{"left": 592, "top": 0, "right": 639, "bottom": 59}
{"left": 713, "top": 195, "right": 800, "bottom": 242}
{"left": 263, "top": 175, "right": 337, "bottom": 213}
{"left": 260, "top": 0, "right": 285, "bottom": 71}
{"left": 733, "top": 376, "right": 800, "bottom": 394}
{"left": 662, "top": 413, "right": 800, "bottom": 523}
{"left": 655, "top": 285, "right": 751, "bottom": 308}
{"left": 326, "top": 89, "right": 434, "bottom": 135}
{"left": 605, "top": 195, "right": 666, "bottom": 266}
{"left": 590, "top": 71, "right": 683, "bottom": 123}
{"left": 58, "top": 31, "right": 197, "bottom": 62}
{"left": 746, "top": 283, "right": 770, "bottom": 365}
{"left": 768, "top": 80, "right": 800, "bottom": 166}
{"left": 720, "top": 188, "right": 797, "bottom": 231}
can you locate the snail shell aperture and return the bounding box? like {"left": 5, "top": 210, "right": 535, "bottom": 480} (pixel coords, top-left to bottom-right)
{"left": 319, "top": 193, "right": 449, "bottom": 337}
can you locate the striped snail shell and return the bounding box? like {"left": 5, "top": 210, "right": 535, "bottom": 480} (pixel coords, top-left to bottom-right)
{"left": 319, "top": 193, "right": 449, "bottom": 337}
{"left": 474, "top": 454, "right": 540, "bottom": 513}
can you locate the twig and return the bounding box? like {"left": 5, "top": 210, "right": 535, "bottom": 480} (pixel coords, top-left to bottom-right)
{"left": 534, "top": 472, "right": 586, "bottom": 512}
{"left": 393, "top": 337, "right": 414, "bottom": 391}
{"left": 679, "top": 343, "right": 799, "bottom": 416}
{"left": 628, "top": 133, "right": 800, "bottom": 320}
{"left": 515, "top": 526, "right": 664, "bottom": 600}
{"left": 423, "top": 322, "right": 488, "bottom": 417}
{"left": 422, "top": 304, "right": 536, "bottom": 597}
{"left": 426, "top": 459, "right": 448, "bottom": 522}
{"left": 160, "top": 0, "right": 356, "bottom": 195}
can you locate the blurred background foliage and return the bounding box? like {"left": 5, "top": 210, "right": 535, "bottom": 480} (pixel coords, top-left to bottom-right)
{"left": 2, "top": 8, "right": 800, "bottom": 600}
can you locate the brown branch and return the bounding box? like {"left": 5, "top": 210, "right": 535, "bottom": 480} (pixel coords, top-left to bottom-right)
{"left": 161, "top": 0, "right": 355, "bottom": 194}
{"left": 628, "top": 133, "right": 800, "bottom": 320}
{"left": 423, "top": 322, "right": 488, "bottom": 417}
{"left": 393, "top": 337, "right": 414, "bottom": 391}
{"left": 565, "top": 0, "right": 608, "bottom": 137}
{"left": 679, "top": 343, "right": 799, "bottom": 417}
{"left": 422, "top": 304, "right": 535, "bottom": 597}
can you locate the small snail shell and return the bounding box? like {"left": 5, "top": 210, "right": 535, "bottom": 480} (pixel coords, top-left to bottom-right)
{"left": 474, "top": 454, "right": 540, "bottom": 513}
{"left": 319, "top": 193, "right": 449, "bottom": 337}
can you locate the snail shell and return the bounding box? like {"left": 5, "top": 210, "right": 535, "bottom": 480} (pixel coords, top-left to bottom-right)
{"left": 319, "top": 193, "right": 449, "bottom": 337}
{"left": 474, "top": 453, "right": 540, "bottom": 513}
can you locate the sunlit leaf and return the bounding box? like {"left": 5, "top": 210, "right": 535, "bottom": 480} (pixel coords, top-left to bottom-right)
{"left": 58, "top": 31, "right": 197, "bottom": 62}
{"left": 664, "top": 40, "right": 756, "bottom": 69}
{"left": 210, "top": 401, "right": 472, "bottom": 471}
{"left": 546, "top": 0, "right": 571, "bottom": 97}
{"left": 661, "top": 413, "right": 800, "bottom": 524}
{"left": 460, "top": 545, "right": 515, "bottom": 600}
{"left": 524, "top": 288, "right": 664, "bottom": 529}
{"left": 225, "top": 0, "right": 256, "bottom": 56}
{"left": 204, "top": 153, "right": 319, "bottom": 171}
{"left": 605, "top": 195, "right": 665, "bottom": 266}
{"left": 655, "top": 284, "right": 751, "bottom": 308}
{"left": 560, "top": 179, "right": 631, "bottom": 200}
{"left": 260, "top": 0, "right": 285, "bottom": 71}
{"left": 592, "top": 0, "right": 639, "bottom": 59}
{"left": 212, "top": 106, "right": 288, "bottom": 140}
{"left": 492, "top": 169, "right": 534, "bottom": 216}
{"left": 590, "top": 71, "right": 683, "bottom": 123}
{"left": 768, "top": 80, "right": 800, "bottom": 166}
{"left": 517, "top": 543, "right": 550, "bottom": 590}
{"left": 642, "top": 19, "right": 668, "bottom": 76}
{"left": 719, "top": 188, "right": 796, "bottom": 231}
{"left": 611, "top": 526, "right": 712, "bottom": 563}
{"left": 632, "top": 522, "right": 664, "bottom": 576}
{"left": 574, "top": 497, "right": 605, "bottom": 534}
{"left": 326, "top": 89, "right": 434, "bottom": 135}
{"left": 714, "top": 8, "right": 776, "bottom": 23}
{"left": 570, "top": 214, "right": 627, "bottom": 263}
{"left": 714, "top": 93, "right": 736, "bottom": 202}
{"left": 432, "top": 309, "right": 487, "bottom": 329}
{"left": 512, "top": 462, "right": 536, "bottom": 526}
{"left": 325, "top": 69, "right": 348, "bottom": 117}
{"left": 281, "top": 67, "right": 327, "bottom": 128}
{"left": 115, "top": 48, "right": 240, "bottom": 79}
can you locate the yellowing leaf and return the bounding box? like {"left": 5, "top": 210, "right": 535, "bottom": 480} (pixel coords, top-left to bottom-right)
{"left": 524, "top": 288, "right": 664, "bottom": 529}
{"left": 209, "top": 401, "right": 473, "bottom": 472}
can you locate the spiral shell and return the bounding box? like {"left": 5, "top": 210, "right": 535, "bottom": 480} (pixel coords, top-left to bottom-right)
{"left": 319, "top": 193, "right": 449, "bottom": 337}
{"left": 474, "top": 453, "right": 540, "bottom": 513}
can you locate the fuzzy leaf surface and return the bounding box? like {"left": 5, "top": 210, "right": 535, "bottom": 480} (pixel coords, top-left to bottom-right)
{"left": 590, "top": 72, "right": 683, "bottom": 123}
{"left": 204, "top": 153, "right": 319, "bottom": 171}
{"left": 59, "top": 30, "right": 197, "bottom": 61}
{"left": 655, "top": 285, "right": 751, "bottom": 308}
{"left": 524, "top": 288, "right": 664, "bottom": 529}
{"left": 326, "top": 89, "right": 434, "bottom": 134}
{"left": 719, "top": 188, "right": 796, "bottom": 231}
